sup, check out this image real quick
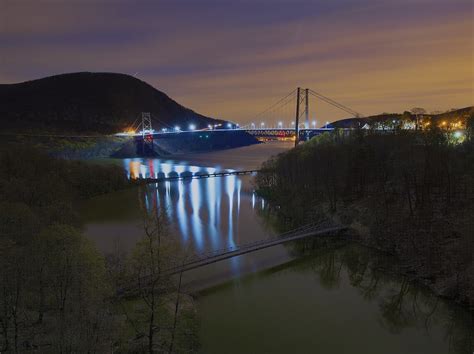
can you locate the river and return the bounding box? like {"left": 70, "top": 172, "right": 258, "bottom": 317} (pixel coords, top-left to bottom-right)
{"left": 80, "top": 141, "right": 472, "bottom": 354}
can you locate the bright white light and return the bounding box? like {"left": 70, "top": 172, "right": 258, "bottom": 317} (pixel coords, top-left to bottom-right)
{"left": 251, "top": 122, "right": 255, "bottom": 128}
{"left": 161, "top": 128, "right": 167, "bottom": 132}
{"left": 189, "top": 124, "right": 196, "bottom": 131}
{"left": 227, "top": 123, "right": 233, "bottom": 128}
{"left": 312, "top": 120, "right": 316, "bottom": 127}
{"left": 189, "top": 165, "right": 200, "bottom": 173}
{"left": 261, "top": 122, "right": 265, "bottom": 127}
{"left": 454, "top": 131, "right": 463, "bottom": 138}
{"left": 174, "top": 126, "right": 181, "bottom": 131}
{"left": 291, "top": 121, "right": 295, "bottom": 126}
{"left": 278, "top": 121, "right": 283, "bottom": 127}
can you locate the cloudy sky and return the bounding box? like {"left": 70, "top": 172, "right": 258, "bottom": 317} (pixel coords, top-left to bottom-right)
{"left": 1, "top": 0, "right": 472, "bottom": 123}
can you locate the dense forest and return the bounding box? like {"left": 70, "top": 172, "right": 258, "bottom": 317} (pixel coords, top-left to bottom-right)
{"left": 256, "top": 116, "right": 474, "bottom": 309}
{"left": 0, "top": 148, "right": 198, "bottom": 352}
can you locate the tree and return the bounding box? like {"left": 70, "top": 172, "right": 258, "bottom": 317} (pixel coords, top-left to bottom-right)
{"left": 118, "top": 198, "right": 188, "bottom": 353}
{"left": 0, "top": 220, "right": 117, "bottom": 352}
{"left": 411, "top": 108, "right": 426, "bottom": 130}
{"left": 466, "top": 111, "right": 474, "bottom": 142}
{"left": 37, "top": 224, "right": 116, "bottom": 352}
{"left": 410, "top": 107, "right": 426, "bottom": 115}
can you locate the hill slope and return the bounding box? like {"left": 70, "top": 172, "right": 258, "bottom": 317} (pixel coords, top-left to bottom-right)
{"left": 0, "top": 72, "right": 223, "bottom": 134}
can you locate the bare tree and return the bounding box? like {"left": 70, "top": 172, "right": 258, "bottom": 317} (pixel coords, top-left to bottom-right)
{"left": 119, "top": 190, "right": 189, "bottom": 353}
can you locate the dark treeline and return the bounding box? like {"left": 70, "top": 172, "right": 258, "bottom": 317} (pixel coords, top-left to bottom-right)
{"left": 256, "top": 121, "right": 474, "bottom": 309}
{"left": 0, "top": 149, "right": 198, "bottom": 352}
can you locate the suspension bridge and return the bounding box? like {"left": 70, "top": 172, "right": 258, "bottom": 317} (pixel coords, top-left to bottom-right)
{"left": 118, "top": 222, "right": 348, "bottom": 296}
{"left": 119, "top": 87, "right": 363, "bottom": 152}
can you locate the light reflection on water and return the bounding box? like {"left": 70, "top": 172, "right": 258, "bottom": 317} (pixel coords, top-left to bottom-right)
{"left": 130, "top": 159, "right": 268, "bottom": 262}
{"left": 123, "top": 158, "right": 234, "bottom": 179}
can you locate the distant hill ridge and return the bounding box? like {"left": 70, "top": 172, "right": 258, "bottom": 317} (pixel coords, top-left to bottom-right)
{"left": 331, "top": 106, "right": 473, "bottom": 129}
{"left": 0, "top": 72, "right": 223, "bottom": 134}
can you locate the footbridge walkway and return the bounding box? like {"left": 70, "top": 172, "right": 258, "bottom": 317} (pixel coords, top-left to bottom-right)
{"left": 138, "top": 169, "right": 259, "bottom": 183}
{"left": 118, "top": 223, "right": 348, "bottom": 296}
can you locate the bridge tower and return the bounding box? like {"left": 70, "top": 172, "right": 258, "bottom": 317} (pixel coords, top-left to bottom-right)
{"left": 305, "top": 88, "right": 309, "bottom": 129}
{"left": 141, "top": 112, "right": 152, "bottom": 137}
{"left": 140, "top": 112, "right": 154, "bottom": 156}
{"left": 295, "top": 88, "right": 311, "bottom": 146}
{"left": 295, "top": 87, "right": 301, "bottom": 147}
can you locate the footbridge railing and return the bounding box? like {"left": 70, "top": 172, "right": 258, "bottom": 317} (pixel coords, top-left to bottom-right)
{"left": 137, "top": 169, "right": 259, "bottom": 183}
{"left": 118, "top": 222, "right": 348, "bottom": 295}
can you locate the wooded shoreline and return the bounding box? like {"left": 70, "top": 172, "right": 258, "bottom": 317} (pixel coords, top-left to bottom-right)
{"left": 256, "top": 124, "right": 474, "bottom": 309}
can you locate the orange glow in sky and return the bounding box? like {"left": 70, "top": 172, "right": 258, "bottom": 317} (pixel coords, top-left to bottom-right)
{"left": 1, "top": 0, "right": 472, "bottom": 123}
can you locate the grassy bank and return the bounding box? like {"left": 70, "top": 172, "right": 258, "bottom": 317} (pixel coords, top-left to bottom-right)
{"left": 256, "top": 125, "right": 474, "bottom": 308}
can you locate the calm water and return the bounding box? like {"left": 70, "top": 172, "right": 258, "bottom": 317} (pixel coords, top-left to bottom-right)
{"left": 80, "top": 142, "right": 472, "bottom": 354}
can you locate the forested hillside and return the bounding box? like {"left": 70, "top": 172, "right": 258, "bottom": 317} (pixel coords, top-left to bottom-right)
{"left": 0, "top": 72, "right": 223, "bottom": 134}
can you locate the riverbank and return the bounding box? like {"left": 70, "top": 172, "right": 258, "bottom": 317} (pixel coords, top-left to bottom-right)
{"left": 256, "top": 129, "right": 474, "bottom": 309}
{"left": 0, "top": 129, "right": 260, "bottom": 159}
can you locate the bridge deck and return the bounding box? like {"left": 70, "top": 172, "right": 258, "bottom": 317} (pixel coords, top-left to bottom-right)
{"left": 137, "top": 169, "right": 259, "bottom": 183}
{"left": 166, "top": 225, "right": 347, "bottom": 275}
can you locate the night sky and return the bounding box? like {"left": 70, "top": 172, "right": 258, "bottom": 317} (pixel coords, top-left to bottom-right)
{"left": 1, "top": 0, "right": 472, "bottom": 123}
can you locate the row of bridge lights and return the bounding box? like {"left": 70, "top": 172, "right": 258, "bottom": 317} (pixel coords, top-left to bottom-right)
{"left": 250, "top": 120, "right": 330, "bottom": 128}
{"left": 159, "top": 122, "right": 241, "bottom": 133}
{"left": 139, "top": 120, "right": 331, "bottom": 134}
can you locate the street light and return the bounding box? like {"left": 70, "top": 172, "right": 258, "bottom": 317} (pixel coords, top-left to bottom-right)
{"left": 261, "top": 122, "right": 265, "bottom": 127}
{"left": 227, "top": 123, "right": 233, "bottom": 129}
{"left": 312, "top": 120, "right": 316, "bottom": 128}
{"left": 251, "top": 122, "right": 256, "bottom": 128}
{"left": 189, "top": 124, "right": 196, "bottom": 131}
{"left": 278, "top": 121, "right": 283, "bottom": 128}
{"left": 174, "top": 126, "right": 181, "bottom": 132}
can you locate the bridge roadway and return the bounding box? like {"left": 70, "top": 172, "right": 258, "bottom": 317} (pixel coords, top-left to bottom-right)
{"left": 116, "top": 127, "right": 335, "bottom": 138}
{"left": 136, "top": 169, "right": 259, "bottom": 183}
{"left": 119, "top": 223, "right": 348, "bottom": 295}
